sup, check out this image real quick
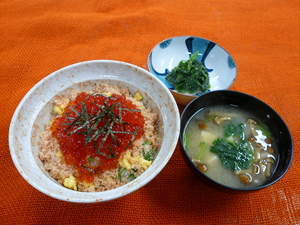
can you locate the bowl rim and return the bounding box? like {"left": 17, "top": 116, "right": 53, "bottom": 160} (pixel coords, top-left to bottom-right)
{"left": 180, "top": 90, "right": 294, "bottom": 191}
{"left": 9, "top": 59, "right": 181, "bottom": 202}
{"left": 147, "top": 35, "right": 238, "bottom": 98}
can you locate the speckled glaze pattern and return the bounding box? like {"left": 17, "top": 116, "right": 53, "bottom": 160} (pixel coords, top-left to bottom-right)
{"left": 9, "top": 60, "right": 180, "bottom": 203}
{"left": 148, "top": 36, "right": 237, "bottom": 104}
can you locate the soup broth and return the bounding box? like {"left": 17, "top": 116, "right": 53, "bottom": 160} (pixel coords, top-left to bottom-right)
{"left": 184, "top": 105, "right": 277, "bottom": 189}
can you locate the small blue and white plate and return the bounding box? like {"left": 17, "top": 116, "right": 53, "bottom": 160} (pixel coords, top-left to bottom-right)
{"left": 148, "top": 36, "right": 237, "bottom": 105}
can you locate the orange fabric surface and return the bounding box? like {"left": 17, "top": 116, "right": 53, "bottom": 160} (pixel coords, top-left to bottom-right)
{"left": 1, "top": 0, "right": 300, "bottom": 224}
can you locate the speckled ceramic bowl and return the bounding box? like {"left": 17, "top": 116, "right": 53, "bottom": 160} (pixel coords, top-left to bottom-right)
{"left": 148, "top": 36, "right": 237, "bottom": 105}
{"left": 9, "top": 60, "right": 180, "bottom": 203}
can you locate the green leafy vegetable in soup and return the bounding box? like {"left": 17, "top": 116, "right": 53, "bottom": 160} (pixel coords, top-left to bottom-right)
{"left": 223, "top": 122, "right": 245, "bottom": 139}
{"left": 211, "top": 121, "right": 254, "bottom": 171}
{"left": 198, "top": 142, "right": 207, "bottom": 160}
{"left": 210, "top": 138, "right": 254, "bottom": 171}
{"left": 165, "top": 51, "right": 210, "bottom": 94}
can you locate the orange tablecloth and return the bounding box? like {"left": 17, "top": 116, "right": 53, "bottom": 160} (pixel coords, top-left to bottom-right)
{"left": 1, "top": 0, "right": 299, "bottom": 224}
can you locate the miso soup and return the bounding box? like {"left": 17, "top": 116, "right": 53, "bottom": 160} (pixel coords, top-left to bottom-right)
{"left": 183, "top": 105, "right": 278, "bottom": 189}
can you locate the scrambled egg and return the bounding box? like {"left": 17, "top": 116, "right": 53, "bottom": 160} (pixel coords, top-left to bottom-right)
{"left": 134, "top": 92, "right": 143, "bottom": 101}
{"left": 83, "top": 181, "right": 95, "bottom": 189}
{"left": 56, "top": 150, "right": 63, "bottom": 159}
{"left": 119, "top": 151, "right": 152, "bottom": 170}
{"left": 63, "top": 175, "right": 77, "bottom": 191}
{"left": 53, "top": 99, "right": 69, "bottom": 115}
{"left": 103, "top": 92, "right": 112, "bottom": 97}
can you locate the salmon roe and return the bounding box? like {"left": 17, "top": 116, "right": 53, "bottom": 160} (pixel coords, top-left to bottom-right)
{"left": 50, "top": 92, "right": 145, "bottom": 183}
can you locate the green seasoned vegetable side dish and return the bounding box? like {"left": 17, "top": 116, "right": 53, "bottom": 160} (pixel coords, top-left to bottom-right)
{"left": 165, "top": 52, "right": 210, "bottom": 94}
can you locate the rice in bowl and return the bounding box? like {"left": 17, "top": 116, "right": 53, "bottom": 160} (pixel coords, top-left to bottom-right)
{"left": 39, "top": 83, "right": 160, "bottom": 192}
{"left": 10, "top": 60, "right": 180, "bottom": 202}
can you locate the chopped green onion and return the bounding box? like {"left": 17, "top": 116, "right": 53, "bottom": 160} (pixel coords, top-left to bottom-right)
{"left": 117, "top": 167, "right": 126, "bottom": 181}
{"left": 257, "top": 123, "right": 274, "bottom": 140}
{"left": 183, "top": 132, "right": 190, "bottom": 149}
{"left": 143, "top": 148, "right": 157, "bottom": 161}
{"left": 198, "top": 142, "right": 207, "bottom": 160}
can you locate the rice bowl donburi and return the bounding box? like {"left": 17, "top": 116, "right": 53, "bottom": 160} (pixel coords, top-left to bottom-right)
{"left": 39, "top": 83, "right": 160, "bottom": 192}
{"left": 9, "top": 60, "right": 180, "bottom": 202}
